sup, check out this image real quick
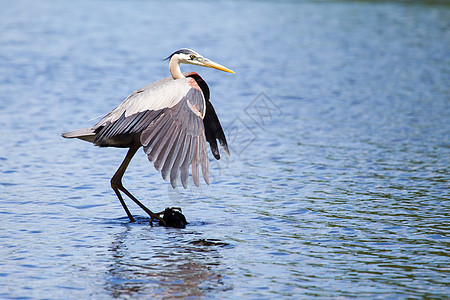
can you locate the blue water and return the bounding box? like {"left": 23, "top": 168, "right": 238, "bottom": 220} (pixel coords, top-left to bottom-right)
{"left": 1, "top": 0, "right": 449, "bottom": 298}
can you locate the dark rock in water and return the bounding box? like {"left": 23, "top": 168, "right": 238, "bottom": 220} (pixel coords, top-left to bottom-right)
{"left": 189, "top": 239, "right": 230, "bottom": 247}
{"left": 159, "top": 207, "right": 188, "bottom": 228}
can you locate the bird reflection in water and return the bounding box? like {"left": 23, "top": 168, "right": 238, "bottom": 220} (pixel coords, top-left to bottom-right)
{"left": 104, "top": 222, "right": 231, "bottom": 298}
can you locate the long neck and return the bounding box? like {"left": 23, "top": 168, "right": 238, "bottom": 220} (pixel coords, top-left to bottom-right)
{"left": 169, "top": 56, "right": 185, "bottom": 79}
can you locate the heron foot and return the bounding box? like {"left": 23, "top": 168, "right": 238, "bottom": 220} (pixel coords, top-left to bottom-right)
{"left": 149, "top": 211, "right": 167, "bottom": 227}
{"left": 153, "top": 207, "right": 188, "bottom": 228}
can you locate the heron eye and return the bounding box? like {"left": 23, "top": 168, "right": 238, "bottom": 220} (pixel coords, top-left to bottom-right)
{"left": 190, "top": 54, "right": 195, "bottom": 60}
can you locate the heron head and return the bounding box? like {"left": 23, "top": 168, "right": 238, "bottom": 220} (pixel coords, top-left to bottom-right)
{"left": 167, "top": 49, "right": 234, "bottom": 74}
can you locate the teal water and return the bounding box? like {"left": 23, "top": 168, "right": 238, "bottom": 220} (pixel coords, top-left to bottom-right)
{"left": 1, "top": 0, "right": 449, "bottom": 298}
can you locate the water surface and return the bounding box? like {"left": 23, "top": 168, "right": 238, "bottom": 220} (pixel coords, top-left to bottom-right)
{"left": 0, "top": 0, "right": 449, "bottom": 298}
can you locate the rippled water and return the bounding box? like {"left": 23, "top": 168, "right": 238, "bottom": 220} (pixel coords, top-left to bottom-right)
{"left": 1, "top": 0, "right": 449, "bottom": 298}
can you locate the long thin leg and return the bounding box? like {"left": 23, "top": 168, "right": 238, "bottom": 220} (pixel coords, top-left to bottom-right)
{"left": 110, "top": 139, "right": 165, "bottom": 225}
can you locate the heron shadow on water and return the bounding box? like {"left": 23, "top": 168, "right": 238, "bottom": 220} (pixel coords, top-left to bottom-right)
{"left": 62, "top": 49, "right": 234, "bottom": 228}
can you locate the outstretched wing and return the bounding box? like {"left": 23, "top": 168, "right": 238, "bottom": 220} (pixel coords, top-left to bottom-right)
{"left": 140, "top": 88, "right": 209, "bottom": 189}
{"left": 92, "top": 75, "right": 209, "bottom": 188}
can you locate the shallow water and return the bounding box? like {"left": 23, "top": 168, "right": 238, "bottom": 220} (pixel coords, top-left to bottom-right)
{"left": 1, "top": 0, "right": 449, "bottom": 298}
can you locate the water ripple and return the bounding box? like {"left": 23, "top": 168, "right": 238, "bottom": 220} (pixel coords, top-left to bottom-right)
{"left": 1, "top": 0, "right": 449, "bottom": 299}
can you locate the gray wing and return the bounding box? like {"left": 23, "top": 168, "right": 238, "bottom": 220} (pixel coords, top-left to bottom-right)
{"left": 140, "top": 88, "right": 209, "bottom": 189}
{"left": 91, "top": 77, "right": 209, "bottom": 188}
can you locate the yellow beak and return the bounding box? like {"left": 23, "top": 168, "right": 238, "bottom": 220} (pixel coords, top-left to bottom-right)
{"left": 203, "top": 59, "right": 235, "bottom": 74}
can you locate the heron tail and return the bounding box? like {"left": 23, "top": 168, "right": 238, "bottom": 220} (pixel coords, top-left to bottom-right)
{"left": 61, "top": 127, "right": 95, "bottom": 142}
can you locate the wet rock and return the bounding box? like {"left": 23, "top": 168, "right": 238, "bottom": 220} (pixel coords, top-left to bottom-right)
{"left": 189, "top": 239, "right": 230, "bottom": 247}
{"left": 159, "top": 207, "right": 188, "bottom": 228}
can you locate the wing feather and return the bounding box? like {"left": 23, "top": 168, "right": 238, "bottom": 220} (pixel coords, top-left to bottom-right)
{"left": 154, "top": 123, "right": 180, "bottom": 171}
{"left": 122, "top": 110, "right": 149, "bottom": 133}
{"left": 141, "top": 113, "right": 170, "bottom": 149}
{"left": 190, "top": 136, "right": 200, "bottom": 187}
{"left": 131, "top": 110, "right": 162, "bottom": 133}
{"left": 160, "top": 129, "right": 183, "bottom": 181}
{"left": 145, "top": 116, "right": 173, "bottom": 162}
{"left": 106, "top": 114, "right": 129, "bottom": 139}
{"left": 203, "top": 100, "right": 230, "bottom": 159}
{"left": 199, "top": 132, "right": 209, "bottom": 185}
{"left": 169, "top": 134, "right": 188, "bottom": 188}
{"left": 180, "top": 137, "right": 194, "bottom": 188}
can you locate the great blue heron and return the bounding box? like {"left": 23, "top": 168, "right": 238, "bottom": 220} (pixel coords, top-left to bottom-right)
{"left": 62, "top": 49, "right": 233, "bottom": 226}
